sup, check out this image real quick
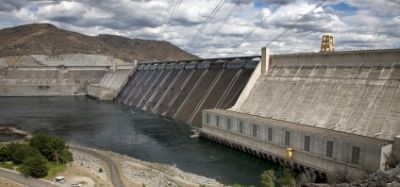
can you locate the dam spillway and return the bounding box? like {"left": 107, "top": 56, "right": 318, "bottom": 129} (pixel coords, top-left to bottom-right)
{"left": 116, "top": 57, "right": 259, "bottom": 126}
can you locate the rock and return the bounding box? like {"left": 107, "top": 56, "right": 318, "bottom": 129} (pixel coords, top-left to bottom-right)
{"left": 388, "top": 181, "right": 400, "bottom": 187}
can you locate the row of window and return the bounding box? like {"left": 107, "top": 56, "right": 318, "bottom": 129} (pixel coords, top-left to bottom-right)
{"left": 206, "top": 113, "right": 361, "bottom": 165}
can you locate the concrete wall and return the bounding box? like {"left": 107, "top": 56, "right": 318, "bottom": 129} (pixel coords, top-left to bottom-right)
{"left": 116, "top": 57, "right": 259, "bottom": 126}
{"left": 87, "top": 64, "right": 136, "bottom": 100}
{"left": 0, "top": 66, "right": 109, "bottom": 96}
{"left": 232, "top": 49, "right": 400, "bottom": 141}
{"left": 202, "top": 109, "right": 390, "bottom": 174}
{"left": 0, "top": 54, "right": 125, "bottom": 66}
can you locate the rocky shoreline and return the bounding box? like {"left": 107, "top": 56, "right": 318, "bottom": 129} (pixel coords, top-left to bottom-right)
{"left": 71, "top": 146, "right": 223, "bottom": 187}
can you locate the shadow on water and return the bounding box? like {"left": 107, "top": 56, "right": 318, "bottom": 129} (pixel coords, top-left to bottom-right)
{"left": 0, "top": 96, "right": 279, "bottom": 185}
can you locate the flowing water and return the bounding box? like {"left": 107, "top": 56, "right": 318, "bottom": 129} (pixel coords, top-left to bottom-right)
{"left": 0, "top": 96, "right": 277, "bottom": 185}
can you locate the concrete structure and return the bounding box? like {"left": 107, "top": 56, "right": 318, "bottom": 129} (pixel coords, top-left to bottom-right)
{"left": 201, "top": 48, "right": 400, "bottom": 177}
{"left": 320, "top": 34, "right": 335, "bottom": 52}
{"left": 0, "top": 54, "right": 129, "bottom": 97}
{"left": 116, "top": 57, "right": 259, "bottom": 126}
{"left": 87, "top": 63, "right": 136, "bottom": 100}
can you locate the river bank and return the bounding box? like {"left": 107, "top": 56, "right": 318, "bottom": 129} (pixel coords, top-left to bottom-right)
{"left": 69, "top": 145, "right": 223, "bottom": 187}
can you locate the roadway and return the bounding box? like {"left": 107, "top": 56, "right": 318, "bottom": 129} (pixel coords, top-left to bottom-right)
{"left": 0, "top": 168, "right": 56, "bottom": 187}
{"left": 70, "top": 145, "right": 125, "bottom": 187}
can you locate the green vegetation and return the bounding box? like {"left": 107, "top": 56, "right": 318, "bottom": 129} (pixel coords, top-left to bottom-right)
{"left": 277, "top": 167, "right": 296, "bottom": 187}
{"left": 45, "top": 162, "right": 66, "bottom": 180}
{"left": 233, "top": 166, "right": 298, "bottom": 187}
{"left": 0, "top": 134, "right": 72, "bottom": 178}
{"left": 20, "top": 155, "right": 48, "bottom": 178}
{"left": 261, "top": 170, "right": 276, "bottom": 187}
{"left": 0, "top": 161, "right": 17, "bottom": 170}
{"left": 30, "top": 134, "right": 73, "bottom": 163}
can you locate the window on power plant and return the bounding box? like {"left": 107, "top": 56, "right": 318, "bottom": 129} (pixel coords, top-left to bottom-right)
{"left": 206, "top": 113, "right": 210, "bottom": 124}
{"left": 285, "top": 131, "right": 291, "bottom": 146}
{"left": 304, "top": 136, "right": 311, "bottom": 152}
{"left": 216, "top": 116, "right": 220, "bottom": 127}
{"left": 227, "top": 118, "right": 231, "bottom": 130}
{"left": 239, "top": 121, "right": 244, "bottom": 133}
{"left": 352, "top": 146, "right": 360, "bottom": 164}
{"left": 268, "top": 127, "right": 273, "bottom": 141}
{"left": 326, "top": 141, "right": 334, "bottom": 158}
{"left": 252, "top": 124, "right": 257, "bottom": 137}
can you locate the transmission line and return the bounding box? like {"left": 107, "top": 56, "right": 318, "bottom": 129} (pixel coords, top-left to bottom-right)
{"left": 159, "top": 0, "right": 174, "bottom": 40}
{"left": 189, "top": 0, "right": 227, "bottom": 45}
{"left": 266, "top": 0, "right": 323, "bottom": 47}
{"left": 162, "top": 0, "right": 183, "bottom": 40}
{"left": 213, "top": 5, "right": 238, "bottom": 34}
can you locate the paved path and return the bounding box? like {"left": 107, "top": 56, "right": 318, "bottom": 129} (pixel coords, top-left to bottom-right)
{"left": 70, "top": 146, "right": 125, "bottom": 187}
{"left": 0, "top": 168, "right": 56, "bottom": 187}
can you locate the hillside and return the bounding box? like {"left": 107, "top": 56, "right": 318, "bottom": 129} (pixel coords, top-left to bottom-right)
{"left": 0, "top": 23, "right": 198, "bottom": 62}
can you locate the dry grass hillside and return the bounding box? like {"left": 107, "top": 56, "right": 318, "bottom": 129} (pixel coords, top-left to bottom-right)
{"left": 0, "top": 23, "right": 198, "bottom": 62}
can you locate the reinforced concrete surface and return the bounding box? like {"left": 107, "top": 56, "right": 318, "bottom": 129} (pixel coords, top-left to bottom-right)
{"left": 116, "top": 57, "right": 258, "bottom": 126}
{"left": 0, "top": 54, "right": 128, "bottom": 96}
{"left": 233, "top": 49, "right": 400, "bottom": 141}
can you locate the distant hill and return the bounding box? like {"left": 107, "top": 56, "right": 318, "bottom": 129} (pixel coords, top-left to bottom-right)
{"left": 0, "top": 23, "right": 198, "bottom": 62}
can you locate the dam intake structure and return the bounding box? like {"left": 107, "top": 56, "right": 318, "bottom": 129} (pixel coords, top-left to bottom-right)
{"left": 201, "top": 48, "right": 400, "bottom": 178}
{"left": 116, "top": 57, "right": 259, "bottom": 126}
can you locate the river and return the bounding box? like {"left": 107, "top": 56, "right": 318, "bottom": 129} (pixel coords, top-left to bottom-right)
{"left": 0, "top": 96, "right": 277, "bottom": 185}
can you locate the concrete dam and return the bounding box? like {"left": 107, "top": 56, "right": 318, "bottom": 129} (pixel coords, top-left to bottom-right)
{"left": 2, "top": 48, "right": 400, "bottom": 179}
{"left": 116, "top": 57, "right": 259, "bottom": 126}
{"left": 0, "top": 54, "right": 134, "bottom": 97}
{"left": 201, "top": 48, "right": 400, "bottom": 178}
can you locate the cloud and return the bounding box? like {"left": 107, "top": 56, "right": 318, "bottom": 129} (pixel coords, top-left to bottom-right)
{"left": 0, "top": 0, "right": 399, "bottom": 58}
{"left": 0, "top": 0, "right": 29, "bottom": 11}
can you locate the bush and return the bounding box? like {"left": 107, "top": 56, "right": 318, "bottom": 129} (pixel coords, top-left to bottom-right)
{"left": 278, "top": 168, "right": 296, "bottom": 187}
{"left": 6, "top": 142, "right": 19, "bottom": 155}
{"left": 20, "top": 155, "right": 48, "bottom": 178}
{"left": 12, "top": 144, "right": 41, "bottom": 165}
{"left": 0, "top": 146, "right": 12, "bottom": 162}
{"left": 261, "top": 170, "right": 276, "bottom": 187}
{"left": 385, "top": 153, "right": 400, "bottom": 169}
{"left": 30, "top": 134, "right": 73, "bottom": 163}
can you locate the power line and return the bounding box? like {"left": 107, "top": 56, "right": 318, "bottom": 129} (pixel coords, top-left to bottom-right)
{"left": 266, "top": 0, "right": 323, "bottom": 47}
{"left": 189, "top": 0, "right": 227, "bottom": 45}
{"left": 162, "top": 0, "right": 183, "bottom": 40}
{"left": 159, "top": 0, "right": 174, "bottom": 40}
{"left": 234, "top": 9, "right": 276, "bottom": 48}
{"left": 212, "top": 5, "right": 238, "bottom": 34}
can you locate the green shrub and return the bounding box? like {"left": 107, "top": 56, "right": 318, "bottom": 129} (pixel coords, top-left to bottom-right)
{"left": 0, "top": 146, "right": 12, "bottom": 161}
{"left": 278, "top": 168, "right": 296, "bottom": 187}
{"left": 6, "top": 142, "right": 19, "bottom": 155}
{"left": 12, "top": 144, "right": 41, "bottom": 165}
{"left": 261, "top": 170, "right": 276, "bottom": 187}
{"left": 20, "top": 155, "right": 48, "bottom": 178}
{"left": 30, "top": 134, "right": 73, "bottom": 163}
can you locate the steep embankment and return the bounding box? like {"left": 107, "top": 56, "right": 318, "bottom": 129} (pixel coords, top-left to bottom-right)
{"left": 0, "top": 23, "right": 198, "bottom": 62}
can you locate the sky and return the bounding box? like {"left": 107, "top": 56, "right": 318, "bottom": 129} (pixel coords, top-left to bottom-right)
{"left": 0, "top": 0, "right": 399, "bottom": 58}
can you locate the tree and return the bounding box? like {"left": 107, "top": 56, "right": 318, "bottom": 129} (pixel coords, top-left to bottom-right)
{"left": 57, "top": 148, "right": 73, "bottom": 164}
{"left": 29, "top": 134, "right": 52, "bottom": 158}
{"left": 12, "top": 144, "right": 41, "bottom": 165}
{"left": 30, "top": 134, "right": 73, "bottom": 163}
{"left": 20, "top": 155, "right": 48, "bottom": 178}
{"left": 6, "top": 142, "right": 19, "bottom": 155}
{"left": 278, "top": 168, "right": 296, "bottom": 187}
{"left": 261, "top": 170, "right": 276, "bottom": 187}
{"left": 0, "top": 146, "right": 12, "bottom": 162}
